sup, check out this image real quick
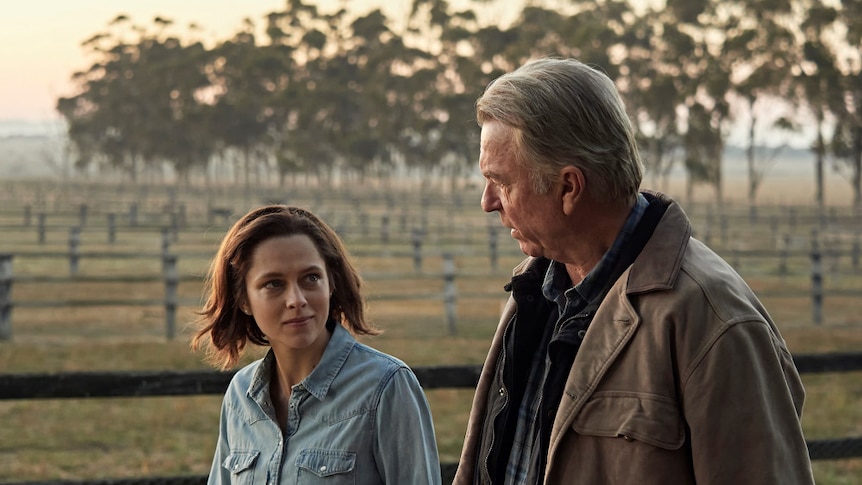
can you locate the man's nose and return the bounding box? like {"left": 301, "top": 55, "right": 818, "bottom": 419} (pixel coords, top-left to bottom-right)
{"left": 481, "top": 183, "right": 500, "bottom": 213}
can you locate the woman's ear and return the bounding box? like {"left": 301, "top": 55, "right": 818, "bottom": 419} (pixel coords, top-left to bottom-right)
{"left": 560, "top": 166, "right": 585, "bottom": 215}
{"left": 238, "top": 296, "right": 251, "bottom": 315}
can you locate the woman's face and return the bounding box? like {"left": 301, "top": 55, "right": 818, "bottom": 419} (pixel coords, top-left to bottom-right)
{"left": 242, "top": 234, "right": 332, "bottom": 357}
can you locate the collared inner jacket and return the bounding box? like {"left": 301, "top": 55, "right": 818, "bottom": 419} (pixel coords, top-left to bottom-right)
{"left": 454, "top": 191, "right": 814, "bottom": 485}
{"left": 208, "top": 323, "right": 442, "bottom": 485}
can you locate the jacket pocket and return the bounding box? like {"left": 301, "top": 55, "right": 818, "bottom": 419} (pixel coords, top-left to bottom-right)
{"left": 572, "top": 392, "right": 685, "bottom": 450}
{"left": 296, "top": 448, "right": 356, "bottom": 483}
{"left": 221, "top": 450, "right": 260, "bottom": 484}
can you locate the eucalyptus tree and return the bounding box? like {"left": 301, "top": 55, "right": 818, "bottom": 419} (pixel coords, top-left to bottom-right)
{"left": 129, "top": 18, "right": 217, "bottom": 184}
{"left": 619, "top": 0, "right": 728, "bottom": 205}
{"left": 57, "top": 15, "right": 155, "bottom": 181}
{"left": 831, "top": 0, "right": 862, "bottom": 212}
{"left": 206, "top": 18, "right": 290, "bottom": 188}
{"left": 57, "top": 15, "right": 216, "bottom": 183}
{"left": 716, "top": 0, "right": 801, "bottom": 209}
{"left": 261, "top": 1, "right": 431, "bottom": 187}
{"left": 795, "top": 1, "right": 842, "bottom": 209}
{"left": 613, "top": 5, "right": 685, "bottom": 192}
{"left": 403, "top": 0, "right": 490, "bottom": 191}
{"left": 259, "top": 0, "right": 343, "bottom": 186}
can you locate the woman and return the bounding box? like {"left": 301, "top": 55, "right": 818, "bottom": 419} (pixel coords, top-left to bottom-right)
{"left": 192, "top": 205, "right": 441, "bottom": 484}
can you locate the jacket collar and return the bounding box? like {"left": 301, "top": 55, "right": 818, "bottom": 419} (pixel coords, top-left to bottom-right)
{"left": 625, "top": 191, "right": 691, "bottom": 294}
{"left": 546, "top": 191, "right": 692, "bottom": 469}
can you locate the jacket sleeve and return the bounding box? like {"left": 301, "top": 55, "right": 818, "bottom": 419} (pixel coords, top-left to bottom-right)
{"left": 374, "top": 366, "right": 442, "bottom": 485}
{"left": 682, "top": 320, "right": 815, "bottom": 484}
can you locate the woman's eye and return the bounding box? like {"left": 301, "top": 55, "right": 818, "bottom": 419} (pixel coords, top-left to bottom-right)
{"left": 307, "top": 274, "right": 321, "bottom": 283}
{"left": 263, "top": 280, "right": 283, "bottom": 289}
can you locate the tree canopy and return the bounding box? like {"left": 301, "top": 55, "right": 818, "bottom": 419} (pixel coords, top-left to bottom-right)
{"left": 55, "top": 0, "right": 862, "bottom": 209}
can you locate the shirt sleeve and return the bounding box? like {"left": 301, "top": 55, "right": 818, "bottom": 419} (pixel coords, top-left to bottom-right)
{"left": 373, "top": 366, "right": 443, "bottom": 485}
{"left": 206, "top": 395, "right": 232, "bottom": 485}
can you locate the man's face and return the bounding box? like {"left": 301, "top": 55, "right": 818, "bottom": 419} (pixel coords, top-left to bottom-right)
{"left": 479, "top": 120, "right": 562, "bottom": 259}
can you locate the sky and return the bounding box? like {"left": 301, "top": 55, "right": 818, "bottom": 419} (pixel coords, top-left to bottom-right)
{"left": 0, "top": 0, "right": 808, "bottom": 148}
{"left": 0, "top": 0, "right": 309, "bottom": 123}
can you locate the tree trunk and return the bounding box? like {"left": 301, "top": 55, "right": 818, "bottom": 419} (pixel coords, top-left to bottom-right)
{"left": 814, "top": 108, "right": 825, "bottom": 210}
{"left": 746, "top": 110, "right": 757, "bottom": 207}
{"left": 853, "top": 121, "right": 862, "bottom": 214}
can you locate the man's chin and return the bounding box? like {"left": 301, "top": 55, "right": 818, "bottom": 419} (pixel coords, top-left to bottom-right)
{"left": 517, "top": 241, "right": 542, "bottom": 258}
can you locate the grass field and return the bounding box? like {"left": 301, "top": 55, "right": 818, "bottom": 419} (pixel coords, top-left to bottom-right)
{"left": 0, "top": 178, "right": 861, "bottom": 484}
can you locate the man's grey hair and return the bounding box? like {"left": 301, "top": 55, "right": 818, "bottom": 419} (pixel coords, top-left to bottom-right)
{"left": 476, "top": 57, "right": 643, "bottom": 206}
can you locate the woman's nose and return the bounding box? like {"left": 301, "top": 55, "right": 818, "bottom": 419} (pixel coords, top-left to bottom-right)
{"left": 285, "top": 285, "right": 307, "bottom": 308}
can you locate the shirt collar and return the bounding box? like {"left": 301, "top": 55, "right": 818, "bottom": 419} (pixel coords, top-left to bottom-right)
{"left": 247, "top": 322, "right": 355, "bottom": 402}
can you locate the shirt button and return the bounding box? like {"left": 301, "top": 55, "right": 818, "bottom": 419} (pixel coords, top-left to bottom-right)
{"left": 577, "top": 329, "right": 586, "bottom": 339}
{"left": 319, "top": 465, "right": 327, "bottom": 472}
{"left": 622, "top": 435, "right": 634, "bottom": 442}
{"left": 498, "top": 387, "right": 505, "bottom": 396}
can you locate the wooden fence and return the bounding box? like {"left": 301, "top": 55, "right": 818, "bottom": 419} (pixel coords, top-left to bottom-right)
{"left": 2, "top": 188, "right": 862, "bottom": 482}
{"left": 2, "top": 234, "right": 861, "bottom": 341}
{"left": 0, "top": 353, "right": 861, "bottom": 484}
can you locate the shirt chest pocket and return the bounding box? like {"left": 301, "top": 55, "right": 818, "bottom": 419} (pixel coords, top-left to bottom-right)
{"left": 222, "top": 450, "right": 260, "bottom": 484}
{"left": 572, "top": 392, "right": 685, "bottom": 450}
{"left": 296, "top": 448, "right": 356, "bottom": 484}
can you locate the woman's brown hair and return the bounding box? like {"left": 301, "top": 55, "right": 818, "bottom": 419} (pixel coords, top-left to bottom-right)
{"left": 191, "top": 205, "right": 378, "bottom": 369}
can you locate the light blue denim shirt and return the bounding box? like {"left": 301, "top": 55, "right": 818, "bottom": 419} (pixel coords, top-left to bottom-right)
{"left": 207, "top": 323, "right": 442, "bottom": 485}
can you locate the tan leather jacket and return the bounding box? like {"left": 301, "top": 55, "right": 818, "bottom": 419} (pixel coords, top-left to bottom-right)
{"left": 454, "top": 192, "right": 814, "bottom": 484}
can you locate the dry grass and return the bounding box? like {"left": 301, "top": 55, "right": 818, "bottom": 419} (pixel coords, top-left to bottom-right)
{"left": 0, "top": 179, "right": 861, "bottom": 483}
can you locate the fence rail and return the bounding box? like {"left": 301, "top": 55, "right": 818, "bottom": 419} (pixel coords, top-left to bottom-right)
{"left": 3, "top": 242, "right": 862, "bottom": 341}
{"left": 0, "top": 353, "right": 861, "bottom": 484}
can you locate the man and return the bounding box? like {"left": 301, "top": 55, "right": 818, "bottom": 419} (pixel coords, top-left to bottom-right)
{"left": 453, "top": 57, "right": 814, "bottom": 484}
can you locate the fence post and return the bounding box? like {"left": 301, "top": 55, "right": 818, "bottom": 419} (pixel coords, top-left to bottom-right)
{"left": 779, "top": 234, "right": 790, "bottom": 278}
{"left": 170, "top": 212, "right": 179, "bottom": 243}
{"left": 442, "top": 253, "right": 457, "bottom": 336}
{"left": 161, "top": 228, "right": 171, "bottom": 270}
{"left": 703, "top": 206, "right": 713, "bottom": 247}
{"left": 488, "top": 224, "right": 498, "bottom": 272}
{"left": 769, "top": 216, "right": 779, "bottom": 245}
{"left": 79, "top": 204, "right": 88, "bottom": 227}
{"left": 0, "top": 254, "right": 13, "bottom": 340}
{"left": 37, "top": 213, "right": 46, "bottom": 244}
{"left": 177, "top": 203, "right": 186, "bottom": 229}
{"left": 163, "top": 254, "right": 178, "bottom": 340}
{"left": 853, "top": 231, "right": 860, "bottom": 270}
{"left": 69, "top": 227, "right": 80, "bottom": 276}
{"left": 129, "top": 202, "right": 138, "bottom": 227}
{"left": 107, "top": 213, "right": 116, "bottom": 244}
{"left": 412, "top": 229, "right": 423, "bottom": 273}
{"left": 381, "top": 215, "right": 390, "bottom": 245}
{"left": 811, "top": 231, "right": 823, "bottom": 326}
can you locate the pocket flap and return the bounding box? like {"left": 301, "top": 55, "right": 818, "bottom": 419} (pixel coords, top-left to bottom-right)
{"left": 222, "top": 450, "right": 260, "bottom": 474}
{"left": 572, "top": 393, "right": 684, "bottom": 450}
{"left": 297, "top": 449, "right": 356, "bottom": 477}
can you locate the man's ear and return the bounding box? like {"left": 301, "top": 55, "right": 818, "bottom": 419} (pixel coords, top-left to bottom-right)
{"left": 560, "top": 166, "right": 585, "bottom": 215}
